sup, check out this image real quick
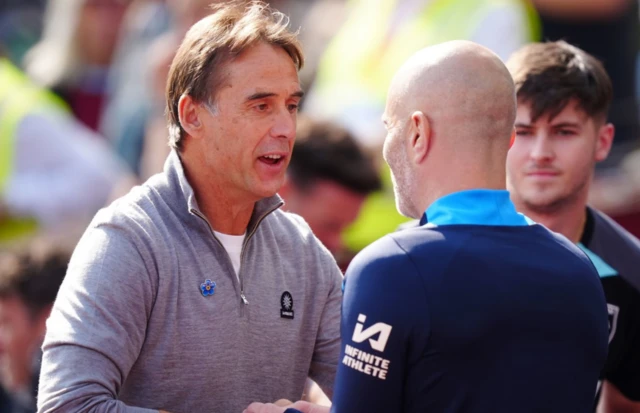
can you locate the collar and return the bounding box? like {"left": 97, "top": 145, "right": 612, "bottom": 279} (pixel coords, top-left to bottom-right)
{"left": 580, "top": 207, "right": 596, "bottom": 247}
{"left": 162, "top": 150, "right": 283, "bottom": 232}
{"left": 578, "top": 207, "right": 617, "bottom": 278}
{"left": 422, "top": 189, "right": 529, "bottom": 227}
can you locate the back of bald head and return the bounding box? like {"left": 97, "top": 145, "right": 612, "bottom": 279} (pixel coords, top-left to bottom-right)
{"left": 389, "top": 41, "right": 516, "bottom": 151}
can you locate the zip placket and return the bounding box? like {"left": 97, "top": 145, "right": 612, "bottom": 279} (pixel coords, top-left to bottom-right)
{"left": 191, "top": 204, "right": 280, "bottom": 306}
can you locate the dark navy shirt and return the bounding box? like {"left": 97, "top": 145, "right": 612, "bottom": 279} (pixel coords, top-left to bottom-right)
{"left": 579, "top": 207, "right": 640, "bottom": 403}
{"left": 330, "top": 190, "right": 609, "bottom": 413}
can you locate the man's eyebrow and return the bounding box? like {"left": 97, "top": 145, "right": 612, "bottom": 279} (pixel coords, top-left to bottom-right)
{"left": 515, "top": 122, "right": 533, "bottom": 128}
{"left": 245, "top": 90, "right": 305, "bottom": 102}
{"left": 551, "top": 122, "right": 581, "bottom": 128}
{"left": 246, "top": 92, "right": 277, "bottom": 101}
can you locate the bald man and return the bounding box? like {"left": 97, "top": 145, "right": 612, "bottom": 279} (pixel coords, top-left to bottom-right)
{"left": 245, "top": 41, "right": 608, "bottom": 413}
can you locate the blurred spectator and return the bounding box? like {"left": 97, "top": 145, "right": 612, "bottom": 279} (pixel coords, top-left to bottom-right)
{"left": 99, "top": 0, "right": 171, "bottom": 175}
{"left": 24, "top": 0, "right": 131, "bottom": 131}
{"left": 280, "top": 116, "right": 382, "bottom": 261}
{"left": 101, "top": 0, "right": 216, "bottom": 177}
{"left": 0, "top": 239, "right": 69, "bottom": 413}
{"left": 0, "top": 0, "right": 45, "bottom": 67}
{"left": 302, "top": 0, "right": 540, "bottom": 253}
{"left": 0, "top": 57, "right": 131, "bottom": 246}
{"left": 138, "top": 0, "right": 218, "bottom": 179}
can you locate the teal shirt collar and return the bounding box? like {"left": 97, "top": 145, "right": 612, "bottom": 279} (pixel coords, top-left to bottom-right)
{"left": 577, "top": 243, "right": 618, "bottom": 278}
{"left": 424, "top": 189, "right": 529, "bottom": 227}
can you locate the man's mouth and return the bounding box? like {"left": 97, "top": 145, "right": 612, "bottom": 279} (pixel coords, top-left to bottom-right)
{"left": 526, "top": 168, "right": 560, "bottom": 177}
{"left": 259, "top": 154, "right": 285, "bottom": 165}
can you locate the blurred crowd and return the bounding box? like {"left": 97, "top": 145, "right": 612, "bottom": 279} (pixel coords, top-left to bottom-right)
{"left": 1, "top": 0, "right": 640, "bottom": 411}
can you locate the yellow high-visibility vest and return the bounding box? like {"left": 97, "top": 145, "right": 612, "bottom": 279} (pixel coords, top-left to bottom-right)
{"left": 0, "top": 58, "right": 69, "bottom": 243}
{"left": 310, "top": 0, "right": 540, "bottom": 252}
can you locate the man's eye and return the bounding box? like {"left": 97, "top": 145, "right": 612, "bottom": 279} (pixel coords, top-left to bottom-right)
{"left": 557, "top": 129, "right": 576, "bottom": 136}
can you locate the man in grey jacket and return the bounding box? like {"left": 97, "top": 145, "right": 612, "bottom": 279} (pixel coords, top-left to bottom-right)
{"left": 37, "top": 2, "right": 343, "bottom": 412}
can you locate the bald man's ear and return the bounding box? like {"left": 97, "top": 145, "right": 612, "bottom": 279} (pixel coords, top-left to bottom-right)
{"left": 409, "top": 111, "right": 430, "bottom": 164}
{"left": 178, "top": 94, "right": 205, "bottom": 140}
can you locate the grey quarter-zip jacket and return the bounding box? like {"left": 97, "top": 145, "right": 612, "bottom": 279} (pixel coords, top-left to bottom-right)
{"left": 38, "top": 151, "right": 343, "bottom": 413}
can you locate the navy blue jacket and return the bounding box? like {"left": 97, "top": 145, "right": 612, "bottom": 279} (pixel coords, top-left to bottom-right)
{"left": 331, "top": 190, "right": 608, "bottom": 413}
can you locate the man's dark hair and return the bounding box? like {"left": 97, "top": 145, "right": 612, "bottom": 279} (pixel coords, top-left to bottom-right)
{"left": 288, "top": 117, "right": 382, "bottom": 195}
{"left": 0, "top": 239, "right": 69, "bottom": 318}
{"left": 507, "top": 40, "right": 613, "bottom": 123}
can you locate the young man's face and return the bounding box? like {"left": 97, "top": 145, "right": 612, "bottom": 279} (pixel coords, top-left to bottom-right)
{"left": 198, "top": 42, "right": 303, "bottom": 203}
{"left": 506, "top": 99, "right": 613, "bottom": 213}
{"left": 0, "top": 296, "right": 44, "bottom": 392}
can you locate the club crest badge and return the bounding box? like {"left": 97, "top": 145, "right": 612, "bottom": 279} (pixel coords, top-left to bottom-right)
{"left": 280, "top": 291, "right": 294, "bottom": 319}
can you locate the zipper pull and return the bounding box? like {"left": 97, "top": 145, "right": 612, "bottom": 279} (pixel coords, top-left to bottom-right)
{"left": 240, "top": 292, "right": 249, "bottom": 305}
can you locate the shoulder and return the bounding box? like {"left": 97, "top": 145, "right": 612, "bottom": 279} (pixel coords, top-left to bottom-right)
{"left": 589, "top": 208, "right": 640, "bottom": 289}
{"left": 92, "top": 175, "right": 170, "bottom": 233}
{"left": 264, "top": 209, "right": 331, "bottom": 255}
{"left": 590, "top": 208, "right": 640, "bottom": 255}
{"left": 267, "top": 209, "right": 314, "bottom": 237}
{"left": 345, "top": 230, "right": 433, "bottom": 294}
{"left": 76, "top": 177, "right": 174, "bottom": 266}
{"left": 264, "top": 209, "right": 342, "bottom": 279}
{"left": 342, "top": 232, "right": 430, "bottom": 338}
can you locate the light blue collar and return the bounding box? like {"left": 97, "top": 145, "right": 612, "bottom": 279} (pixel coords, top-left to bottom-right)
{"left": 577, "top": 243, "right": 618, "bottom": 278}
{"left": 424, "top": 189, "right": 530, "bottom": 227}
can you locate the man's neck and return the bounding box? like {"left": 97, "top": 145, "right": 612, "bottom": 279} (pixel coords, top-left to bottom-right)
{"left": 418, "top": 173, "right": 507, "bottom": 217}
{"left": 522, "top": 201, "right": 587, "bottom": 243}
{"left": 181, "top": 154, "right": 255, "bottom": 235}
{"left": 198, "top": 191, "right": 255, "bottom": 235}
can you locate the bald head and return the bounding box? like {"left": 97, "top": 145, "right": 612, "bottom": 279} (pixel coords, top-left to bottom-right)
{"left": 383, "top": 41, "right": 516, "bottom": 218}
{"left": 388, "top": 40, "right": 516, "bottom": 145}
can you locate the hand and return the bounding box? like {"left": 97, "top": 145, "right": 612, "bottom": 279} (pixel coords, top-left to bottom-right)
{"left": 244, "top": 400, "right": 329, "bottom": 413}
{"left": 243, "top": 401, "right": 288, "bottom": 413}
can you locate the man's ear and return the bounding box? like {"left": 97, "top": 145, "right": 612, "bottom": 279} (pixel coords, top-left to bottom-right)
{"left": 178, "top": 94, "right": 204, "bottom": 139}
{"left": 409, "top": 111, "right": 431, "bottom": 164}
{"left": 595, "top": 122, "right": 614, "bottom": 162}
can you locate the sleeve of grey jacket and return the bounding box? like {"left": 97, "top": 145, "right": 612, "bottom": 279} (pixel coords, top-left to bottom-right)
{"left": 307, "top": 254, "right": 343, "bottom": 399}
{"left": 37, "top": 222, "right": 159, "bottom": 413}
